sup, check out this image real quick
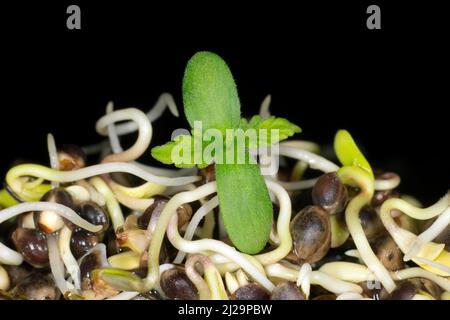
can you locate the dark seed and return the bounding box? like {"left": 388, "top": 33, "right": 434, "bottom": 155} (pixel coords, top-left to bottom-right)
{"left": 270, "top": 282, "right": 305, "bottom": 300}
{"left": 57, "top": 144, "right": 86, "bottom": 171}
{"left": 160, "top": 267, "right": 198, "bottom": 300}
{"left": 389, "top": 281, "right": 417, "bottom": 300}
{"left": 290, "top": 205, "right": 331, "bottom": 264}
{"left": 139, "top": 195, "right": 192, "bottom": 231}
{"left": 12, "top": 228, "right": 49, "bottom": 268}
{"left": 375, "top": 236, "right": 404, "bottom": 271}
{"left": 15, "top": 273, "right": 58, "bottom": 300}
{"left": 34, "top": 188, "right": 74, "bottom": 234}
{"left": 70, "top": 229, "right": 99, "bottom": 259}
{"left": 76, "top": 201, "right": 109, "bottom": 234}
{"left": 312, "top": 172, "right": 348, "bottom": 215}
{"left": 231, "top": 283, "right": 270, "bottom": 300}
{"left": 359, "top": 205, "right": 385, "bottom": 242}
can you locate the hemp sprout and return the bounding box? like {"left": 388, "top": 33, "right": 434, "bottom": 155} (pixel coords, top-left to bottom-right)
{"left": 0, "top": 51, "right": 448, "bottom": 300}
{"left": 151, "top": 51, "right": 301, "bottom": 254}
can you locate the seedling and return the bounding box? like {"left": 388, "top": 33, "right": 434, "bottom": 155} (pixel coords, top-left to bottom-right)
{"left": 152, "top": 51, "right": 301, "bottom": 254}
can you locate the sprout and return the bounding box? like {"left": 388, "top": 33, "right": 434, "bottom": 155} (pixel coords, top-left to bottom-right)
{"left": 0, "top": 265, "right": 10, "bottom": 291}
{"left": 97, "top": 106, "right": 152, "bottom": 163}
{"left": 59, "top": 226, "right": 81, "bottom": 290}
{"left": 47, "top": 234, "right": 71, "bottom": 294}
{"left": 258, "top": 94, "right": 272, "bottom": 119}
{"left": 278, "top": 143, "right": 339, "bottom": 173}
{"left": 152, "top": 51, "right": 300, "bottom": 254}
{"left": 380, "top": 195, "right": 450, "bottom": 276}
{"left": 225, "top": 272, "right": 239, "bottom": 294}
{"left": 174, "top": 196, "right": 219, "bottom": 264}
{"left": 6, "top": 162, "right": 200, "bottom": 202}
{"left": 166, "top": 213, "right": 274, "bottom": 291}
{"left": 90, "top": 177, "right": 124, "bottom": 231}
{"left": 374, "top": 172, "right": 401, "bottom": 191}
{"left": 185, "top": 254, "right": 228, "bottom": 300}
{"left": 47, "top": 133, "right": 59, "bottom": 188}
{"left": 65, "top": 185, "right": 90, "bottom": 203}
{"left": 334, "top": 129, "right": 396, "bottom": 293}
{"left": 264, "top": 263, "right": 363, "bottom": 295}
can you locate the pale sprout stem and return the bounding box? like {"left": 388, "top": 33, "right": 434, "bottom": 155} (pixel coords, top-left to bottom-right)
{"left": 380, "top": 195, "right": 449, "bottom": 262}
{"left": 338, "top": 166, "right": 396, "bottom": 293}
{"left": 225, "top": 272, "right": 239, "bottom": 294}
{"left": 174, "top": 196, "right": 219, "bottom": 264}
{"left": 297, "top": 263, "right": 312, "bottom": 298}
{"left": 166, "top": 214, "right": 274, "bottom": 291}
{"left": 47, "top": 234, "right": 70, "bottom": 294}
{"left": 415, "top": 207, "right": 450, "bottom": 245}
{"left": 47, "top": 133, "right": 60, "bottom": 188}
{"left": 374, "top": 173, "right": 401, "bottom": 191}
{"left": 235, "top": 269, "right": 249, "bottom": 287}
{"left": 7, "top": 163, "right": 201, "bottom": 201}
{"left": 76, "top": 180, "right": 106, "bottom": 206}
{"left": 91, "top": 177, "right": 124, "bottom": 231}
{"left": 278, "top": 144, "right": 339, "bottom": 173}
{"left": 0, "top": 265, "right": 10, "bottom": 291}
{"left": 96, "top": 107, "right": 152, "bottom": 163}
{"left": 59, "top": 226, "right": 81, "bottom": 290}
{"left": 258, "top": 94, "right": 271, "bottom": 119}
{"left": 265, "top": 263, "right": 362, "bottom": 295}
{"left": 106, "top": 291, "right": 140, "bottom": 300}
{"left": 0, "top": 242, "right": 23, "bottom": 265}
{"left": 186, "top": 254, "right": 228, "bottom": 300}
{"left": 255, "top": 180, "right": 292, "bottom": 265}
{"left": 144, "top": 182, "right": 218, "bottom": 290}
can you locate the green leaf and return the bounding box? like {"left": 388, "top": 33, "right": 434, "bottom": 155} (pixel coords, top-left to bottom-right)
{"left": 334, "top": 129, "right": 374, "bottom": 178}
{"left": 239, "top": 115, "right": 301, "bottom": 147}
{"left": 215, "top": 163, "right": 273, "bottom": 254}
{"left": 183, "top": 51, "right": 241, "bottom": 131}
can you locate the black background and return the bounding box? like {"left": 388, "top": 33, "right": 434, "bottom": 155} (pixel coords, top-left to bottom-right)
{"left": 1, "top": 1, "right": 448, "bottom": 204}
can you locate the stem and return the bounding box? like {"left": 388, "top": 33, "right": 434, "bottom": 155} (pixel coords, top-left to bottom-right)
{"left": 338, "top": 166, "right": 396, "bottom": 293}
{"left": 166, "top": 214, "right": 274, "bottom": 291}
{"left": 97, "top": 107, "right": 152, "bottom": 163}
{"left": 258, "top": 94, "right": 271, "bottom": 119}
{"left": 47, "top": 133, "right": 60, "bottom": 188}
{"left": 186, "top": 254, "right": 228, "bottom": 300}
{"left": 59, "top": 226, "right": 81, "bottom": 289}
{"left": 278, "top": 144, "right": 339, "bottom": 173}
{"left": 174, "top": 196, "right": 219, "bottom": 264}
{"left": 6, "top": 162, "right": 200, "bottom": 201}
{"left": 264, "top": 263, "right": 362, "bottom": 294}
{"left": 90, "top": 177, "right": 124, "bottom": 231}
{"left": 47, "top": 234, "right": 70, "bottom": 294}
{"left": 255, "top": 180, "right": 292, "bottom": 265}
{"left": 143, "top": 182, "right": 217, "bottom": 290}
{"left": 374, "top": 173, "right": 400, "bottom": 191}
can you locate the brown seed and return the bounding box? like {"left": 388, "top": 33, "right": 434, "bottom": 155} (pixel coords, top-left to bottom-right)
{"left": 139, "top": 195, "right": 192, "bottom": 231}
{"left": 15, "top": 273, "right": 58, "bottom": 300}
{"left": 57, "top": 144, "right": 86, "bottom": 171}
{"left": 312, "top": 172, "right": 348, "bottom": 215}
{"left": 12, "top": 228, "right": 49, "bottom": 268}
{"left": 389, "top": 280, "right": 417, "bottom": 300}
{"left": 160, "top": 267, "right": 198, "bottom": 300}
{"left": 70, "top": 229, "right": 99, "bottom": 259}
{"left": 290, "top": 205, "right": 331, "bottom": 264}
{"left": 359, "top": 205, "right": 385, "bottom": 242}
{"left": 231, "top": 283, "right": 270, "bottom": 300}
{"left": 270, "top": 282, "right": 305, "bottom": 300}
{"left": 375, "top": 236, "right": 404, "bottom": 271}
{"left": 33, "top": 188, "right": 74, "bottom": 234}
